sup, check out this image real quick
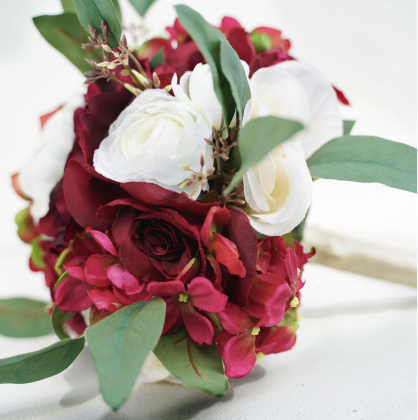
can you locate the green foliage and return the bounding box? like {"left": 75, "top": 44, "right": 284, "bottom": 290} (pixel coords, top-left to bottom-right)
{"left": 51, "top": 306, "right": 75, "bottom": 340}
{"left": 343, "top": 120, "right": 355, "bottom": 135}
{"left": 0, "top": 336, "right": 85, "bottom": 383}
{"left": 0, "top": 298, "right": 52, "bottom": 338}
{"left": 249, "top": 31, "right": 272, "bottom": 54}
{"left": 33, "top": 13, "right": 102, "bottom": 73}
{"left": 73, "top": 0, "right": 122, "bottom": 47}
{"left": 174, "top": 5, "right": 251, "bottom": 125}
{"left": 149, "top": 48, "right": 165, "bottom": 70}
{"left": 129, "top": 0, "right": 157, "bottom": 17}
{"left": 86, "top": 298, "right": 166, "bottom": 410}
{"left": 61, "top": 0, "right": 76, "bottom": 13}
{"left": 30, "top": 235, "right": 47, "bottom": 270}
{"left": 154, "top": 328, "right": 229, "bottom": 398}
{"left": 223, "top": 116, "right": 304, "bottom": 194}
{"left": 307, "top": 135, "right": 417, "bottom": 193}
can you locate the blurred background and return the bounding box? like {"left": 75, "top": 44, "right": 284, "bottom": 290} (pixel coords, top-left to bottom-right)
{"left": 0, "top": 0, "right": 416, "bottom": 296}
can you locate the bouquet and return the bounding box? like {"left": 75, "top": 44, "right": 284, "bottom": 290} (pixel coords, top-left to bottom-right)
{"left": 1, "top": 0, "right": 416, "bottom": 412}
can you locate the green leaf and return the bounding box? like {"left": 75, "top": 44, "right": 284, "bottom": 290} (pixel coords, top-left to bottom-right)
{"left": 129, "top": 0, "right": 157, "bottom": 17}
{"left": 30, "top": 235, "right": 47, "bottom": 270}
{"left": 249, "top": 30, "right": 272, "bottom": 54}
{"left": 33, "top": 13, "right": 103, "bottom": 73}
{"left": 307, "top": 135, "right": 417, "bottom": 193}
{"left": 61, "top": 0, "right": 76, "bottom": 13}
{"left": 51, "top": 306, "right": 75, "bottom": 340}
{"left": 223, "top": 116, "right": 304, "bottom": 194}
{"left": 86, "top": 298, "right": 166, "bottom": 410}
{"left": 154, "top": 327, "right": 229, "bottom": 397}
{"left": 291, "top": 209, "right": 309, "bottom": 242}
{"left": 343, "top": 120, "right": 355, "bottom": 135}
{"left": 0, "top": 298, "right": 52, "bottom": 338}
{"left": 0, "top": 336, "right": 85, "bottom": 384}
{"left": 174, "top": 4, "right": 251, "bottom": 125}
{"left": 149, "top": 47, "right": 165, "bottom": 70}
{"left": 54, "top": 271, "right": 71, "bottom": 291}
{"left": 73, "top": 0, "right": 122, "bottom": 48}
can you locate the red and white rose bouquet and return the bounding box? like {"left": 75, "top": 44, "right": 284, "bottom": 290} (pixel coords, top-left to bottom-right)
{"left": 1, "top": 0, "right": 416, "bottom": 411}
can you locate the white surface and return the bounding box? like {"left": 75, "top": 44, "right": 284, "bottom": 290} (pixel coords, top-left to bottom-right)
{"left": 0, "top": 0, "right": 416, "bottom": 419}
{"left": 0, "top": 263, "right": 416, "bottom": 419}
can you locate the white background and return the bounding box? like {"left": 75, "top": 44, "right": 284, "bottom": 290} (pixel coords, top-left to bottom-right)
{"left": 0, "top": 0, "right": 416, "bottom": 418}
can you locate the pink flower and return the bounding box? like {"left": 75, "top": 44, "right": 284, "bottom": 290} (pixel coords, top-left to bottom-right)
{"left": 216, "top": 303, "right": 298, "bottom": 378}
{"left": 147, "top": 277, "right": 228, "bottom": 345}
{"left": 60, "top": 227, "right": 148, "bottom": 312}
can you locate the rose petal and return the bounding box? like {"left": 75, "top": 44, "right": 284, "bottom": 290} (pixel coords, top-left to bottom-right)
{"left": 84, "top": 254, "right": 115, "bottom": 287}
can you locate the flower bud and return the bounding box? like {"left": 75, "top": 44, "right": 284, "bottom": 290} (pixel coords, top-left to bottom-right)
{"left": 180, "top": 163, "right": 190, "bottom": 171}
{"left": 102, "top": 44, "right": 112, "bottom": 52}
{"left": 128, "top": 43, "right": 135, "bottom": 52}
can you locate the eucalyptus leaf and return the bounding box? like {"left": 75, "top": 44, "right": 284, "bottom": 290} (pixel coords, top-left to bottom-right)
{"left": 129, "top": 0, "right": 157, "bottom": 17}
{"left": 61, "top": 0, "right": 76, "bottom": 13}
{"left": 174, "top": 4, "right": 251, "bottom": 125}
{"left": 149, "top": 48, "right": 165, "bottom": 70}
{"left": 0, "top": 298, "right": 52, "bottom": 338}
{"left": 154, "top": 328, "right": 229, "bottom": 397}
{"left": 343, "top": 120, "right": 355, "bottom": 135}
{"left": 0, "top": 336, "right": 85, "bottom": 384}
{"left": 86, "top": 298, "right": 165, "bottom": 411}
{"left": 33, "top": 13, "right": 102, "bottom": 73}
{"left": 51, "top": 306, "right": 75, "bottom": 340}
{"left": 223, "top": 116, "right": 304, "bottom": 194}
{"left": 307, "top": 135, "right": 417, "bottom": 193}
{"left": 73, "top": 0, "right": 122, "bottom": 48}
{"left": 30, "top": 235, "right": 47, "bottom": 270}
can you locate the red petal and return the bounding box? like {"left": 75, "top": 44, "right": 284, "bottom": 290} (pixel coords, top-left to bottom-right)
{"left": 220, "top": 16, "right": 244, "bottom": 34}
{"left": 246, "top": 273, "right": 293, "bottom": 327}
{"left": 86, "top": 227, "right": 119, "bottom": 256}
{"left": 201, "top": 206, "right": 230, "bottom": 248}
{"left": 217, "top": 302, "right": 253, "bottom": 335}
{"left": 222, "top": 333, "right": 257, "bottom": 378}
{"left": 162, "top": 297, "right": 182, "bottom": 336}
{"left": 182, "top": 305, "right": 214, "bottom": 346}
{"left": 86, "top": 285, "right": 122, "bottom": 311}
{"left": 112, "top": 206, "right": 164, "bottom": 282}
{"left": 122, "top": 182, "right": 220, "bottom": 218}
{"left": 64, "top": 261, "right": 86, "bottom": 281}
{"left": 55, "top": 277, "right": 92, "bottom": 312}
{"left": 63, "top": 160, "right": 127, "bottom": 230}
{"left": 84, "top": 254, "right": 114, "bottom": 287}
{"left": 147, "top": 280, "right": 186, "bottom": 298}
{"left": 188, "top": 277, "right": 228, "bottom": 313}
{"left": 256, "top": 326, "right": 297, "bottom": 355}
{"left": 333, "top": 86, "right": 350, "bottom": 106}
{"left": 210, "top": 232, "right": 246, "bottom": 278}
{"left": 224, "top": 207, "right": 258, "bottom": 306}
{"left": 227, "top": 28, "right": 255, "bottom": 64}
{"left": 107, "top": 261, "right": 143, "bottom": 295}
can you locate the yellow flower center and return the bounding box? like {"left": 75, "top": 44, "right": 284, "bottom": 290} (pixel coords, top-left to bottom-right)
{"left": 290, "top": 296, "right": 299, "bottom": 308}
{"left": 251, "top": 327, "right": 260, "bottom": 336}
{"left": 178, "top": 293, "right": 189, "bottom": 303}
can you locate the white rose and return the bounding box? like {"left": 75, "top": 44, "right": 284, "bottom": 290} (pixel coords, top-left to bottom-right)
{"left": 242, "top": 61, "right": 342, "bottom": 236}
{"left": 19, "top": 94, "right": 85, "bottom": 223}
{"left": 172, "top": 61, "right": 250, "bottom": 130}
{"left": 93, "top": 89, "right": 213, "bottom": 198}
